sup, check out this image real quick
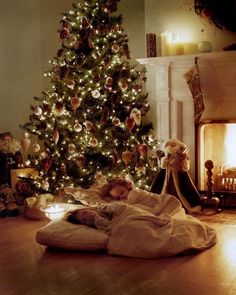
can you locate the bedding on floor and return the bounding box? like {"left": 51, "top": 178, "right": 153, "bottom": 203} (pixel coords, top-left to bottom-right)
{"left": 36, "top": 188, "right": 217, "bottom": 258}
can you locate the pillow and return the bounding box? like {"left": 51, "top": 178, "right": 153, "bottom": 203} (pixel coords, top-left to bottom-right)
{"left": 64, "top": 184, "right": 108, "bottom": 206}
{"left": 36, "top": 219, "right": 109, "bottom": 251}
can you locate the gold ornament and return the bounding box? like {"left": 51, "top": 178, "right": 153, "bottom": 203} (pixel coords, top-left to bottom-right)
{"left": 53, "top": 128, "right": 59, "bottom": 144}
{"left": 32, "top": 143, "right": 40, "bottom": 153}
{"left": 67, "top": 143, "right": 76, "bottom": 154}
{"left": 70, "top": 96, "right": 81, "bottom": 112}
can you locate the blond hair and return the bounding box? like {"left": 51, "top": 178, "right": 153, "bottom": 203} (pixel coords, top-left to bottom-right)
{"left": 101, "top": 177, "right": 134, "bottom": 200}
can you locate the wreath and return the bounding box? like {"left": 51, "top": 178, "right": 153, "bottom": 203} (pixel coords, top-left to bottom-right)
{"left": 194, "top": 0, "right": 236, "bottom": 32}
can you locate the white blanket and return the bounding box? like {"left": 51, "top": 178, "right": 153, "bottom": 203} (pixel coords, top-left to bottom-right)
{"left": 100, "top": 189, "right": 217, "bottom": 259}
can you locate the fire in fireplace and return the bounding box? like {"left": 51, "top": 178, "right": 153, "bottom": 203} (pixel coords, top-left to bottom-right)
{"left": 197, "top": 121, "right": 236, "bottom": 192}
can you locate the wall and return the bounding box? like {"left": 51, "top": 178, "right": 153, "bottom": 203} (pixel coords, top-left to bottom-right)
{"left": 1, "top": 0, "right": 235, "bottom": 141}
{"left": 0, "top": 0, "right": 42, "bottom": 139}
{"left": 144, "top": 0, "right": 236, "bottom": 52}
{"left": 0, "top": 0, "right": 145, "bottom": 141}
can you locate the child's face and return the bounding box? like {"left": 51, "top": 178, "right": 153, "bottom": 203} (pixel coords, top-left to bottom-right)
{"left": 109, "top": 184, "right": 130, "bottom": 200}
{"left": 75, "top": 209, "right": 99, "bottom": 226}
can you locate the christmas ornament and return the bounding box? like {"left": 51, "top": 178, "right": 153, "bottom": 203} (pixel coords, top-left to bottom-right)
{"left": 41, "top": 157, "right": 52, "bottom": 171}
{"left": 89, "top": 137, "right": 98, "bottom": 147}
{"left": 130, "top": 108, "right": 141, "bottom": 125}
{"left": 141, "top": 103, "right": 150, "bottom": 115}
{"left": 84, "top": 121, "right": 94, "bottom": 131}
{"left": 34, "top": 106, "right": 42, "bottom": 116}
{"left": 67, "top": 143, "right": 76, "bottom": 154}
{"left": 57, "top": 48, "right": 66, "bottom": 58}
{"left": 67, "top": 35, "right": 77, "bottom": 47}
{"left": 81, "top": 16, "right": 90, "bottom": 29}
{"left": 74, "top": 122, "right": 82, "bottom": 132}
{"left": 75, "top": 155, "right": 85, "bottom": 169}
{"left": 59, "top": 21, "right": 70, "bottom": 40}
{"left": 67, "top": 80, "right": 75, "bottom": 89}
{"left": 119, "top": 80, "right": 128, "bottom": 91}
{"left": 105, "top": 77, "right": 113, "bottom": 90}
{"left": 148, "top": 133, "right": 156, "bottom": 142}
{"left": 112, "top": 149, "right": 119, "bottom": 165}
{"left": 53, "top": 128, "right": 59, "bottom": 144}
{"left": 20, "top": 132, "right": 31, "bottom": 156}
{"left": 70, "top": 96, "right": 81, "bottom": 112}
{"left": 91, "top": 89, "right": 101, "bottom": 98}
{"left": 122, "top": 149, "right": 132, "bottom": 166}
{"left": 39, "top": 152, "right": 47, "bottom": 160}
{"left": 111, "top": 43, "right": 120, "bottom": 53}
{"left": 112, "top": 117, "right": 121, "bottom": 126}
{"left": 41, "top": 180, "right": 50, "bottom": 191}
{"left": 137, "top": 144, "right": 148, "bottom": 157}
{"left": 135, "top": 161, "right": 146, "bottom": 176}
{"left": 100, "top": 105, "right": 110, "bottom": 124}
{"left": 125, "top": 117, "right": 135, "bottom": 131}
{"left": 32, "top": 143, "right": 40, "bottom": 153}
{"left": 53, "top": 101, "right": 64, "bottom": 116}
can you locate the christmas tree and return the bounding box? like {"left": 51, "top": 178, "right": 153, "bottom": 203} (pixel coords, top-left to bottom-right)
{"left": 22, "top": 0, "right": 161, "bottom": 194}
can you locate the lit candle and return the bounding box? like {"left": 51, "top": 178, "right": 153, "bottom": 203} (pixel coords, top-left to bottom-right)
{"left": 42, "top": 204, "right": 65, "bottom": 220}
{"left": 184, "top": 42, "right": 198, "bottom": 55}
{"left": 172, "top": 35, "right": 184, "bottom": 56}
{"left": 161, "top": 31, "right": 172, "bottom": 56}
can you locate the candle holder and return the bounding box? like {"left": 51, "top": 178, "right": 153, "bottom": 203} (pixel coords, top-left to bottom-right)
{"left": 41, "top": 204, "right": 66, "bottom": 220}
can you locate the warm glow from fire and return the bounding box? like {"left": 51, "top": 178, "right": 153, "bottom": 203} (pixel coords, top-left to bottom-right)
{"left": 224, "top": 124, "right": 236, "bottom": 167}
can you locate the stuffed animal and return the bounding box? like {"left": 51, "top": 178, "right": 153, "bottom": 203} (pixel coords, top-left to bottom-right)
{"left": 151, "top": 138, "right": 202, "bottom": 214}
{"left": 161, "top": 138, "right": 190, "bottom": 171}
{"left": 0, "top": 185, "right": 19, "bottom": 217}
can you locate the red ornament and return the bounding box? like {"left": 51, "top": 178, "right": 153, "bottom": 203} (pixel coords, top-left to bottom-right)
{"left": 75, "top": 155, "right": 85, "bottom": 169}
{"left": 122, "top": 149, "right": 133, "bottom": 166}
{"left": 81, "top": 17, "right": 90, "bottom": 29}
{"left": 105, "top": 77, "right": 113, "bottom": 90}
{"left": 41, "top": 157, "right": 52, "bottom": 172}
{"left": 137, "top": 144, "right": 148, "bottom": 157}
{"left": 125, "top": 117, "right": 135, "bottom": 131}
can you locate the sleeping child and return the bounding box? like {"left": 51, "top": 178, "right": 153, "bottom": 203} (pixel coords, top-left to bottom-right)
{"left": 65, "top": 181, "right": 217, "bottom": 259}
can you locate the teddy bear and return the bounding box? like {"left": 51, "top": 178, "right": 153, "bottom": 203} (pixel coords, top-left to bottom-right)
{"left": 0, "top": 185, "right": 20, "bottom": 217}
{"left": 150, "top": 138, "right": 202, "bottom": 214}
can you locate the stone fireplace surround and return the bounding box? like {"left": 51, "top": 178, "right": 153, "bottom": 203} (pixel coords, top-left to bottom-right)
{"left": 137, "top": 51, "right": 236, "bottom": 187}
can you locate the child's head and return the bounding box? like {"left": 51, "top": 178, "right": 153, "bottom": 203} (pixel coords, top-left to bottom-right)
{"left": 65, "top": 208, "right": 101, "bottom": 227}
{"left": 101, "top": 177, "right": 134, "bottom": 201}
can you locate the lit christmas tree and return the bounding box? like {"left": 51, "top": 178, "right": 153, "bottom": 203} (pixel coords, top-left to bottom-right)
{"left": 22, "top": 0, "right": 161, "bottom": 194}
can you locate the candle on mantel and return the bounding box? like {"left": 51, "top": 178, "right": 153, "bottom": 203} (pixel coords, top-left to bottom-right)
{"left": 171, "top": 35, "right": 184, "bottom": 56}
{"left": 184, "top": 42, "right": 198, "bottom": 55}
{"left": 161, "top": 31, "right": 172, "bottom": 56}
{"left": 42, "top": 204, "right": 65, "bottom": 220}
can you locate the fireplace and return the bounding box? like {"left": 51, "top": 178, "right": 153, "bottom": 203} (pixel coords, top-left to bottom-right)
{"left": 197, "top": 121, "right": 236, "bottom": 192}
{"left": 138, "top": 51, "right": 236, "bottom": 193}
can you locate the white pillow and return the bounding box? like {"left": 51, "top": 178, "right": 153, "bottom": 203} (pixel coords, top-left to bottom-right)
{"left": 64, "top": 185, "right": 108, "bottom": 206}
{"left": 36, "top": 219, "right": 109, "bottom": 251}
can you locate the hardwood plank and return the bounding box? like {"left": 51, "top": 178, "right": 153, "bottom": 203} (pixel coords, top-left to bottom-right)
{"left": 0, "top": 211, "right": 236, "bottom": 295}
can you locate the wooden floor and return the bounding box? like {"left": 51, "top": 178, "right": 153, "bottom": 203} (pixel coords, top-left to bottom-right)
{"left": 1, "top": 210, "right": 236, "bottom": 295}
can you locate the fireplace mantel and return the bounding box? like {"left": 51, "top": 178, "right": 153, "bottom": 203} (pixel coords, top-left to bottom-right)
{"left": 137, "top": 51, "right": 236, "bottom": 181}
